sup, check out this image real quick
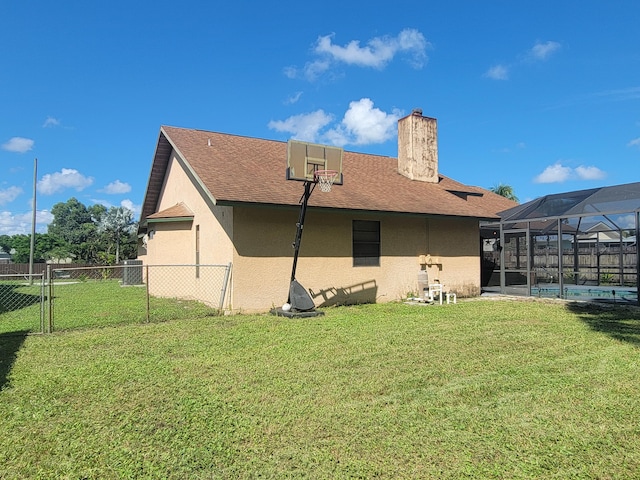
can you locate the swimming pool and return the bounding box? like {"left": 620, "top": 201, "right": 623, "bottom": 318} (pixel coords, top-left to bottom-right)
{"left": 531, "top": 285, "right": 638, "bottom": 303}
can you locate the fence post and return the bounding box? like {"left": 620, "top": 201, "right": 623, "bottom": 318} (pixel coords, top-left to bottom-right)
{"left": 39, "top": 272, "right": 45, "bottom": 334}
{"left": 145, "top": 265, "right": 150, "bottom": 323}
{"left": 46, "top": 265, "right": 53, "bottom": 334}
{"left": 219, "top": 262, "right": 232, "bottom": 311}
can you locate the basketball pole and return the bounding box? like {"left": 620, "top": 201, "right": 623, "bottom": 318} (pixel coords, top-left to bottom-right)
{"left": 289, "top": 180, "right": 313, "bottom": 288}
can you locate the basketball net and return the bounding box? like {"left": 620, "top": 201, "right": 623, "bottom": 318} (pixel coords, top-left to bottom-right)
{"left": 314, "top": 170, "right": 338, "bottom": 192}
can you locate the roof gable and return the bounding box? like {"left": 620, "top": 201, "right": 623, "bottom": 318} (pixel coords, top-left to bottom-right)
{"left": 147, "top": 202, "right": 194, "bottom": 222}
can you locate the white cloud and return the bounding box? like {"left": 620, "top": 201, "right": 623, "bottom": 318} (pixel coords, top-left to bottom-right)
{"left": 314, "top": 28, "right": 428, "bottom": 69}
{"left": 616, "top": 214, "right": 637, "bottom": 229}
{"left": 574, "top": 165, "right": 606, "bottom": 180}
{"left": 0, "top": 209, "right": 53, "bottom": 235}
{"left": 37, "top": 209, "right": 54, "bottom": 228}
{"left": 92, "top": 199, "right": 113, "bottom": 209}
{"left": 528, "top": 41, "right": 561, "bottom": 61}
{"left": 485, "top": 40, "right": 560, "bottom": 80}
{"left": 43, "top": 116, "right": 61, "bottom": 128}
{"left": 628, "top": 137, "right": 640, "bottom": 148}
{"left": 283, "top": 66, "right": 298, "bottom": 79}
{"left": 2, "top": 137, "right": 35, "bottom": 153}
{"left": 284, "top": 91, "right": 303, "bottom": 105}
{"left": 0, "top": 186, "right": 23, "bottom": 205}
{"left": 494, "top": 142, "right": 526, "bottom": 154}
{"left": 326, "top": 98, "right": 402, "bottom": 146}
{"left": 120, "top": 199, "right": 141, "bottom": 216}
{"left": 596, "top": 87, "right": 640, "bottom": 102}
{"left": 534, "top": 162, "right": 606, "bottom": 183}
{"left": 289, "top": 28, "right": 429, "bottom": 81}
{"left": 268, "top": 99, "right": 403, "bottom": 147}
{"left": 38, "top": 168, "right": 94, "bottom": 195}
{"left": 484, "top": 64, "right": 509, "bottom": 80}
{"left": 534, "top": 163, "right": 572, "bottom": 183}
{"left": 268, "top": 110, "right": 333, "bottom": 143}
{"left": 302, "top": 60, "right": 332, "bottom": 81}
{"left": 0, "top": 211, "right": 28, "bottom": 235}
{"left": 101, "top": 180, "right": 131, "bottom": 194}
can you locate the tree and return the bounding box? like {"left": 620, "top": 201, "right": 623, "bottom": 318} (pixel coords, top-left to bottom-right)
{"left": 490, "top": 183, "right": 519, "bottom": 203}
{"left": 4, "top": 233, "right": 66, "bottom": 263}
{"left": 0, "top": 235, "right": 12, "bottom": 255}
{"left": 48, "top": 198, "right": 106, "bottom": 262}
{"left": 97, "top": 206, "right": 137, "bottom": 264}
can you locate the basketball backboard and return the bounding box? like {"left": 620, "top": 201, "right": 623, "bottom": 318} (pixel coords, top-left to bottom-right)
{"left": 287, "top": 140, "right": 343, "bottom": 185}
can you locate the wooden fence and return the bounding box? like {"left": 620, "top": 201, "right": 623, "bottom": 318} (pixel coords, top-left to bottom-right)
{"left": 0, "top": 263, "right": 106, "bottom": 276}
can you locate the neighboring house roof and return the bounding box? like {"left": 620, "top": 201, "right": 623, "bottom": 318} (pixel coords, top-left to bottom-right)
{"left": 140, "top": 126, "right": 516, "bottom": 229}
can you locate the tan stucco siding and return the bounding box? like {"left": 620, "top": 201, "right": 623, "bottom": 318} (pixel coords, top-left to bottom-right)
{"left": 425, "top": 217, "right": 481, "bottom": 296}
{"left": 143, "top": 153, "right": 481, "bottom": 312}
{"left": 231, "top": 206, "right": 481, "bottom": 312}
{"left": 144, "top": 151, "right": 234, "bottom": 266}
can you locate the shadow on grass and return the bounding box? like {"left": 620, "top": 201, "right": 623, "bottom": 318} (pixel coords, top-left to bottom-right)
{"left": 0, "top": 283, "right": 42, "bottom": 313}
{"left": 0, "top": 331, "right": 29, "bottom": 390}
{"left": 567, "top": 301, "right": 640, "bottom": 347}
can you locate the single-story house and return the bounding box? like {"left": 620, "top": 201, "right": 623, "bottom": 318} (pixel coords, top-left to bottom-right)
{"left": 138, "top": 110, "right": 516, "bottom": 312}
{"left": 0, "top": 249, "right": 11, "bottom": 264}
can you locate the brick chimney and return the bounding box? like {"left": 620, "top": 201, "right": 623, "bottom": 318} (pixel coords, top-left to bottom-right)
{"left": 397, "top": 109, "right": 438, "bottom": 183}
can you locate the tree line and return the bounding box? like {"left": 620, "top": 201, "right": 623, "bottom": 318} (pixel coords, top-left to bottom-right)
{"left": 0, "top": 198, "right": 138, "bottom": 265}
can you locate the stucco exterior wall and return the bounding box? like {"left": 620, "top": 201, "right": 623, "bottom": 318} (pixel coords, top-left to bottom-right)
{"left": 231, "top": 206, "right": 481, "bottom": 312}
{"left": 141, "top": 151, "right": 481, "bottom": 313}
{"left": 143, "top": 151, "right": 234, "bottom": 267}
{"left": 424, "top": 216, "right": 481, "bottom": 297}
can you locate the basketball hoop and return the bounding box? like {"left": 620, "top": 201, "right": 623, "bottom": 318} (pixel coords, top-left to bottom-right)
{"left": 314, "top": 170, "right": 338, "bottom": 192}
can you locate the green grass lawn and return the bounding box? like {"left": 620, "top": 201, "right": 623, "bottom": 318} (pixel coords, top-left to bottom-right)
{"left": 1, "top": 299, "right": 640, "bottom": 478}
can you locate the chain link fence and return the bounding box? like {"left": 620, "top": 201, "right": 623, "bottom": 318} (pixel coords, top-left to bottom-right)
{"left": 0, "top": 264, "right": 231, "bottom": 334}
{"left": 0, "top": 273, "right": 46, "bottom": 334}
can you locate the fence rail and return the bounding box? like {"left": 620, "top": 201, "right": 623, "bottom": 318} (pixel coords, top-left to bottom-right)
{"left": 0, "top": 264, "right": 231, "bottom": 334}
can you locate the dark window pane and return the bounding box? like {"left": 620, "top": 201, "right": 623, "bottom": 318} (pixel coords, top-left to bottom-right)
{"left": 353, "top": 220, "right": 380, "bottom": 267}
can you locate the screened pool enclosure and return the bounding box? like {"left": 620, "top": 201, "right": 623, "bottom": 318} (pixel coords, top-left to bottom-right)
{"left": 482, "top": 182, "right": 639, "bottom": 305}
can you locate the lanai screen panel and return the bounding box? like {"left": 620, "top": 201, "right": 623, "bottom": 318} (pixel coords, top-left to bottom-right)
{"left": 496, "top": 182, "right": 639, "bottom": 304}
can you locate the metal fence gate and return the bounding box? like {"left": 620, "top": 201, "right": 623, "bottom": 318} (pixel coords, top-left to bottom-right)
{"left": 0, "top": 273, "right": 46, "bottom": 334}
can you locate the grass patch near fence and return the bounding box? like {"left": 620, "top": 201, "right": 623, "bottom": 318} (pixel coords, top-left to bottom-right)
{"left": 1, "top": 300, "right": 640, "bottom": 478}
{"left": 0, "top": 281, "right": 44, "bottom": 333}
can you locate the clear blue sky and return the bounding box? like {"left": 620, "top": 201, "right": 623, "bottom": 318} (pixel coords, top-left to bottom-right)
{"left": 2, "top": 0, "right": 639, "bottom": 235}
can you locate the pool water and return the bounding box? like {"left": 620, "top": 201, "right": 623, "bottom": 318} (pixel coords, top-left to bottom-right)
{"left": 532, "top": 285, "right": 638, "bottom": 303}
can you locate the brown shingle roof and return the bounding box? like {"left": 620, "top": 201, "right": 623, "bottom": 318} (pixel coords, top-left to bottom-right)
{"left": 147, "top": 202, "right": 194, "bottom": 220}
{"left": 140, "top": 126, "right": 517, "bottom": 225}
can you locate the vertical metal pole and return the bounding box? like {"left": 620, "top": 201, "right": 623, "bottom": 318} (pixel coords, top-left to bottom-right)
{"left": 219, "top": 262, "right": 232, "bottom": 310}
{"left": 39, "top": 272, "right": 45, "bottom": 334}
{"left": 596, "top": 232, "right": 601, "bottom": 285}
{"left": 145, "top": 265, "right": 150, "bottom": 323}
{"left": 573, "top": 233, "right": 579, "bottom": 285}
{"left": 47, "top": 264, "right": 53, "bottom": 334}
{"left": 290, "top": 181, "right": 312, "bottom": 283}
{"left": 558, "top": 219, "right": 564, "bottom": 298}
{"left": 618, "top": 228, "right": 624, "bottom": 286}
{"left": 636, "top": 211, "right": 639, "bottom": 306}
{"left": 499, "top": 221, "right": 505, "bottom": 294}
{"left": 29, "top": 158, "right": 37, "bottom": 286}
{"left": 526, "top": 224, "right": 532, "bottom": 296}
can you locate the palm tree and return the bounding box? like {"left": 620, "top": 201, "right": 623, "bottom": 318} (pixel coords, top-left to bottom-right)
{"left": 490, "top": 183, "right": 519, "bottom": 202}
